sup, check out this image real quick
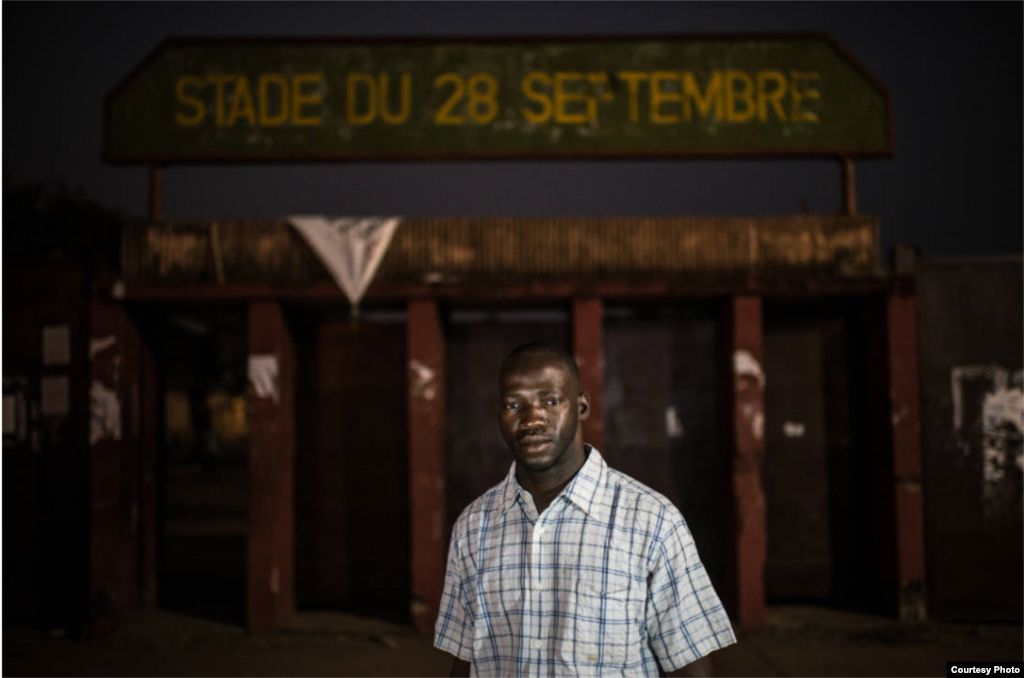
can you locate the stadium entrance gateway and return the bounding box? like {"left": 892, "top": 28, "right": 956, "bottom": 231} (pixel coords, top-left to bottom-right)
{"left": 94, "top": 34, "right": 920, "bottom": 635}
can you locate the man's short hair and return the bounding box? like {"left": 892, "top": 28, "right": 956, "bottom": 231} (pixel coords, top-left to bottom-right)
{"left": 500, "top": 342, "right": 581, "bottom": 391}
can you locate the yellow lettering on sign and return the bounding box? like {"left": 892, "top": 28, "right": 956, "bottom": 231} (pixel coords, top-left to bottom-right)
{"left": 258, "top": 74, "right": 289, "bottom": 127}
{"left": 347, "top": 73, "right": 377, "bottom": 125}
{"left": 650, "top": 71, "right": 681, "bottom": 124}
{"left": 433, "top": 72, "right": 465, "bottom": 125}
{"left": 432, "top": 72, "right": 499, "bottom": 126}
{"left": 790, "top": 71, "right": 821, "bottom": 123}
{"left": 683, "top": 71, "right": 723, "bottom": 122}
{"left": 725, "top": 70, "right": 755, "bottom": 123}
{"left": 554, "top": 72, "right": 587, "bottom": 124}
{"left": 466, "top": 73, "right": 498, "bottom": 124}
{"left": 174, "top": 72, "right": 328, "bottom": 128}
{"left": 175, "top": 76, "right": 204, "bottom": 127}
{"left": 586, "top": 72, "right": 613, "bottom": 124}
{"left": 227, "top": 77, "right": 256, "bottom": 127}
{"left": 521, "top": 72, "right": 553, "bottom": 124}
{"left": 757, "top": 70, "right": 788, "bottom": 122}
{"left": 292, "top": 73, "right": 323, "bottom": 126}
{"left": 207, "top": 74, "right": 234, "bottom": 127}
{"left": 618, "top": 71, "right": 648, "bottom": 124}
{"left": 380, "top": 73, "right": 412, "bottom": 125}
{"left": 165, "top": 66, "right": 825, "bottom": 135}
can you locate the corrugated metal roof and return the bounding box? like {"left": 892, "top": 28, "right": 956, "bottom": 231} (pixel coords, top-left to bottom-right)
{"left": 122, "top": 215, "right": 879, "bottom": 287}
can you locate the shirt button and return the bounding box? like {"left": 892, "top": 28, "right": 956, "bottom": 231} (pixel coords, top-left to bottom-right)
{"left": 534, "top": 582, "right": 542, "bottom": 591}
{"left": 535, "top": 640, "right": 542, "bottom": 649}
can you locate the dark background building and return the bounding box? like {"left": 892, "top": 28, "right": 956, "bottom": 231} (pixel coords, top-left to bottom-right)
{"left": 2, "top": 2, "right": 1021, "bottom": 675}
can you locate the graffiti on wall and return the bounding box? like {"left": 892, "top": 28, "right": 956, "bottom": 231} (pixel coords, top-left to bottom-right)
{"left": 734, "top": 349, "right": 765, "bottom": 443}
{"left": 90, "top": 335, "right": 122, "bottom": 446}
{"left": 951, "top": 365, "right": 1024, "bottom": 520}
{"left": 248, "top": 354, "right": 280, "bottom": 404}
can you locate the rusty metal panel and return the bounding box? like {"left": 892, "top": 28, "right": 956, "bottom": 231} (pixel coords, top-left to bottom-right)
{"left": 763, "top": 319, "right": 833, "bottom": 600}
{"left": 122, "top": 215, "right": 880, "bottom": 287}
{"left": 917, "top": 257, "right": 1023, "bottom": 620}
{"left": 121, "top": 220, "right": 326, "bottom": 285}
{"left": 293, "top": 313, "right": 410, "bottom": 622}
{"left": 763, "top": 301, "right": 880, "bottom": 612}
{"left": 603, "top": 303, "right": 727, "bottom": 602}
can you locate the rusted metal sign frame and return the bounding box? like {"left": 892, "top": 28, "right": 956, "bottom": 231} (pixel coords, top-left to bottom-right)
{"left": 104, "top": 32, "right": 893, "bottom": 164}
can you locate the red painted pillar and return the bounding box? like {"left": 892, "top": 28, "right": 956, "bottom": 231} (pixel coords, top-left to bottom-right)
{"left": 572, "top": 298, "right": 605, "bottom": 454}
{"left": 886, "top": 290, "right": 927, "bottom": 621}
{"left": 246, "top": 300, "right": 295, "bottom": 633}
{"left": 140, "top": 337, "right": 159, "bottom": 607}
{"left": 723, "top": 296, "right": 767, "bottom": 629}
{"left": 408, "top": 299, "right": 447, "bottom": 634}
{"left": 88, "top": 291, "right": 143, "bottom": 635}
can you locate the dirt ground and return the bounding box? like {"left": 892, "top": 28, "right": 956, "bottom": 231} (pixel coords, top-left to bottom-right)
{"left": 4, "top": 605, "right": 1021, "bottom": 677}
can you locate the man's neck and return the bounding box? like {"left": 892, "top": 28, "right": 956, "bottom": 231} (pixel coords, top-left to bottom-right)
{"left": 517, "top": 444, "right": 588, "bottom": 514}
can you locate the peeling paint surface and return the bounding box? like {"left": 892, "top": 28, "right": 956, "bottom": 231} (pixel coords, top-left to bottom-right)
{"left": 90, "top": 380, "right": 122, "bottom": 445}
{"left": 734, "top": 350, "right": 766, "bottom": 389}
{"left": 740, "top": 405, "right": 765, "bottom": 442}
{"left": 90, "top": 333, "right": 122, "bottom": 445}
{"left": 983, "top": 386, "right": 1023, "bottom": 435}
{"left": 891, "top": 405, "right": 909, "bottom": 426}
{"left": 951, "top": 365, "right": 1024, "bottom": 519}
{"left": 783, "top": 421, "right": 806, "bottom": 438}
{"left": 248, "top": 354, "right": 280, "bottom": 403}
{"left": 409, "top": 359, "right": 437, "bottom": 401}
{"left": 735, "top": 350, "right": 766, "bottom": 443}
{"left": 90, "top": 335, "right": 117, "bottom": 358}
{"left": 664, "top": 406, "right": 684, "bottom": 439}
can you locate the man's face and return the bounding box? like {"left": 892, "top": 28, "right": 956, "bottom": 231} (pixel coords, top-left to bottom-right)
{"left": 498, "top": 354, "right": 587, "bottom": 474}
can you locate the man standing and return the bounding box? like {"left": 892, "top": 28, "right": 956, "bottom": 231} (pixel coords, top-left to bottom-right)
{"left": 435, "top": 342, "right": 735, "bottom": 676}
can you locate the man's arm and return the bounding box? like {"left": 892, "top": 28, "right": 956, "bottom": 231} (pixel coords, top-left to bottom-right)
{"left": 665, "top": 654, "right": 714, "bottom": 677}
{"left": 450, "top": 658, "right": 471, "bottom": 677}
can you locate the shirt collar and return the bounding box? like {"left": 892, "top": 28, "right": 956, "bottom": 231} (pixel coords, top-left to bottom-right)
{"left": 499, "top": 444, "right": 607, "bottom": 517}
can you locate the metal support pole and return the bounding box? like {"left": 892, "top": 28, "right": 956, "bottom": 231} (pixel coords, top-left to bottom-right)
{"left": 147, "top": 164, "right": 163, "bottom": 222}
{"left": 841, "top": 156, "right": 857, "bottom": 215}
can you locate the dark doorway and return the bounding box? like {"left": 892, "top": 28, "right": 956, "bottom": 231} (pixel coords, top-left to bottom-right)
{"left": 146, "top": 303, "right": 249, "bottom": 626}
{"left": 602, "top": 302, "right": 727, "bottom": 597}
{"left": 762, "top": 299, "right": 877, "bottom": 612}
{"left": 445, "top": 307, "right": 570, "bottom": 537}
{"left": 3, "top": 263, "right": 90, "bottom": 631}
{"left": 294, "top": 307, "right": 410, "bottom": 623}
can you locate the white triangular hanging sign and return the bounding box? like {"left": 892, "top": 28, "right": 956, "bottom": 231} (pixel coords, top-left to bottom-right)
{"left": 288, "top": 216, "right": 401, "bottom": 310}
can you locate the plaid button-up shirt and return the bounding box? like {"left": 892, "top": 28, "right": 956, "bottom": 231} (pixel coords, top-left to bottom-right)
{"left": 434, "top": 447, "right": 736, "bottom": 676}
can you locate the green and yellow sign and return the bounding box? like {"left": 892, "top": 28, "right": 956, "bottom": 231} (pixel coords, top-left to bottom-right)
{"left": 104, "top": 35, "right": 891, "bottom": 162}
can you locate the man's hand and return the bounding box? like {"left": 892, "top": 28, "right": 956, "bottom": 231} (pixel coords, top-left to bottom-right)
{"left": 450, "top": 658, "right": 471, "bottom": 677}
{"left": 665, "top": 654, "right": 715, "bottom": 677}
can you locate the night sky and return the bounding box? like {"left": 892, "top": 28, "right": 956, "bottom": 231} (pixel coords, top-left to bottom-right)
{"left": 3, "top": 1, "right": 1022, "bottom": 258}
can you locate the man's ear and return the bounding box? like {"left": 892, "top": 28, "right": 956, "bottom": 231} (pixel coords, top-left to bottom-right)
{"left": 578, "top": 391, "right": 591, "bottom": 421}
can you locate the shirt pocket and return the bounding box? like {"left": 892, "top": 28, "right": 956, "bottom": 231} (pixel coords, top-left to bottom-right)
{"left": 557, "top": 570, "right": 638, "bottom": 669}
